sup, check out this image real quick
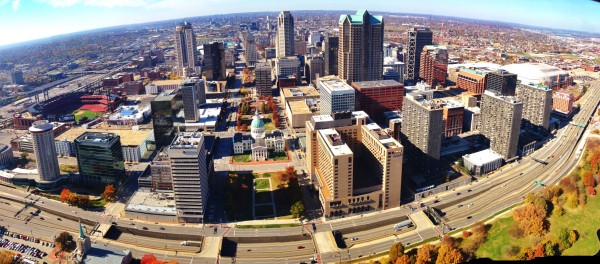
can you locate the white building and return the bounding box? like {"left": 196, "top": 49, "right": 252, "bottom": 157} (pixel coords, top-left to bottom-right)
{"left": 29, "top": 121, "right": 61, "bottom": 185}
{"left": 273, "top": 56, "right": 301, "bottom": 78}
{"left": 317, "top": 76, "right": 355, "bottom": 116}
{"left": 233, "top": 111, "right": 285, "bottom": 161}
{"left": 107, "top": 104, "right": 151, "bottom": 126}
{"left": 463, "top": 149, "right": 503, "bottom": 176}
{"left": 499, "top": 63, "right": 571, "bottom": 89}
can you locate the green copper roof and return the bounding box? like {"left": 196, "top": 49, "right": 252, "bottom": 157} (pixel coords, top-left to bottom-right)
{"left": 339, "top": 10, "right": 383, "bottom": 25}
{"left": 79, "top": 221, "right": 86, "bottom": 239}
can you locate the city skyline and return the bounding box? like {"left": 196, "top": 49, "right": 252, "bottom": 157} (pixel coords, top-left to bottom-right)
{"left": 1, "top": 0, "right": 600, "bottom": 47}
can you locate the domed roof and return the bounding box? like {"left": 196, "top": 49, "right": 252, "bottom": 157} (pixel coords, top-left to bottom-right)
{"left": 251, "top": 110, "right": 265, "bottom": 128}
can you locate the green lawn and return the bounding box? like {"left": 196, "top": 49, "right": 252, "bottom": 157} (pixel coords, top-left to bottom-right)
{"left": 268, "top": 150, "right": 288, "bottom": 161}
{"left": 73, "top": 110, "right": 102, "bottom": 122}
{"left": 255, "top": 205, "right": 275, "bottom": 218}
{"left": 255, "top": 191, "right": 272, "bottom": 204}
{"left": 254, "top": 179, "right": 270, "bottom": 190}
{"left": 90, "top": 199, "right": 107, "bottom": 207}
{"left": 233, "top": 153, "right": 251, "bottom": 163}
{"left": 553, "top": 193, "right": 600, "bottom": 256}
{"left": 475, "top": 216, "right": 536, "bottom": 260}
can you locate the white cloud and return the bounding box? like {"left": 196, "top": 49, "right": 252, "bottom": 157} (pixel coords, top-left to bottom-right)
{"left": 12, "top": 0, "right": 19, "bottom": 10}
{"left": 35, "top": 0, "right": 189, "bottom": 8}
{"left": 36, "top": 0, "right": 81, "bottom": 7}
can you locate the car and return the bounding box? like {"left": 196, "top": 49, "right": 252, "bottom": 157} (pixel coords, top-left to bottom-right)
{"left": 350, "top": 237, "right": 358, "bottom": 241}
{"left": 297, "top": 246, "right": 305, "bottom": 249}
{"left": 129, "top": 223, "right": 135, "bottom": 226}
{"left": 142, "top": 227, "right": 148, "bottom": 230}
{"left": 457, "top": 204, "right": 463, "bottom": 208}
{"left": 56, "top": 218, "right": 62, "bottom": 221}
{"left": 456, "top": 192, "right": 461, "bottom": 195}
{"left": 433, "top": 200, "right": 440, "bottom": 203}
{"left": 159, "top": 227, "right": 165, "bottom": 230}
{"left": 467, "top": 189, "right": 472, "bottom": 192}
{"left": 466, "top": 216, "right": 472, "bottom": 219}
{"left": 39, "top": 217, "right": 44, "bottom": 220}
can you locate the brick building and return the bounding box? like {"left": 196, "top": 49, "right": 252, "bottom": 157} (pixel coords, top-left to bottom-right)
{"left": 553, "top": 91, "right": 574, "bottom": 115}
{"left": 351, "top": 80, "right": 404, "bottom": 123}
{"left": 420, "top": 45, "right": 448, "bottom": 87}
{"left": 456, "top": 68, "right": 487, "bottom": 95}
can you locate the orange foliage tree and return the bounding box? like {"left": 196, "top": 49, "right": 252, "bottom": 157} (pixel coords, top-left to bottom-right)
{"left": 512, "top": 204, "right": 547, "bottom": 236}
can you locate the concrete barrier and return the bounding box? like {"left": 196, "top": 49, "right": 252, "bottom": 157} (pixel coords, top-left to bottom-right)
{"left": 225, "top": 234, "right": 310, "bottom": 243}
{"left": 336, "top": 215, "right": 410, "bottom": 234}
{"left": 111, "top": 225, "right": 204, "bottom": 242}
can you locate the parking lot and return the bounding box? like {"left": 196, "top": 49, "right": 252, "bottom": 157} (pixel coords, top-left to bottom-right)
{"left": 0, "top": 226, "right": 52, "bottom": 263}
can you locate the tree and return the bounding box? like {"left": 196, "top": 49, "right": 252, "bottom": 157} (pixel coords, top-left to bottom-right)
{"left": 141, "top": 253, "right": 158, "bottom": 264}
{"left": 543, "top": 241, "right": 557, "bottom": 256}
{"left": 533, "top": 243, "right": 545, "bottom": 258}
{"left": 60, "top": 188, "right": 72, "bottom": 202}
{"left": 582, "top": 171, "right": 596, "bottom": 188}
{"left": 395, "top": 254, "right": 411, "bottom": 264}
{"left": 416, "top": 244, "right": 435, "bottom": 264}
{"left": 0, "top": 250, "right": 15, "bottom": 264}
{"left": 552, "top": 205, "right": 564, "bottom": 216}
{"left": 389, "top": 242, "right": 405, "bottom": 262}
{"left": 241, "top": 124, "right": 248, "bottom": 131}
{"left": 588, "top": 186, "right": 597, "bottom": 196}
{"left": 512, "top": 204, "right": 547, "bottom": 236}
{"left": 557, "top": 228, "right": 573, "bottom": 250}
{"left": 435, "top": 244, "right": 463, "bottom": 264}
{"left": 462, "top": 231, "right": 471, "bottom": 238}
{"left": 101, "top": 184, "right": 116, "bottom": 202}
{"left": 290, "top": 201, "right": 305, "bottom": 218}
{"left": 567, "top": 193, "right": 579, "bottom": 208}
{"left": 54, "top": 231, "right": 74, "bottom": 251}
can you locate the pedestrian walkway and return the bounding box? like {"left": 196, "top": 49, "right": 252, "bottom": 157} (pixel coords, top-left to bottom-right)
{"left": 313, "top": 231, "right": 337, "bottom": 254}
{"left": 409, "top": 211, "right": 434, "bottom": 231}
{"left": 198, "top": 236, "right": 221, "bottom": 258}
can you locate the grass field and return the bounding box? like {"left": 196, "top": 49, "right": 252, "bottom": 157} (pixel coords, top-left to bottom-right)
{"left": 254, "top": 179, "right": 270, "bottom": 190}
{"left": 72, "top": 109, "right": 102, "bottom": 122}
{"left": 268, "top": 150, "right": 288, "bottom": 161}
{"left": 475, "top": 216, "right": 533, "bottom": 260}
{"left": 233, "top": 153, "right": 251, "bottom": 163}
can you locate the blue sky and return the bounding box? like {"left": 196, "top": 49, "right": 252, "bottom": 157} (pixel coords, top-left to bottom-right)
{"left": 1, "top": 0, "right": 599, "bottom": 46}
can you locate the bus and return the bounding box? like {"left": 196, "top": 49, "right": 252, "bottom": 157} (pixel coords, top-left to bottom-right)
{"left": 393, "top": 220, "right": 413, "bottom": 231}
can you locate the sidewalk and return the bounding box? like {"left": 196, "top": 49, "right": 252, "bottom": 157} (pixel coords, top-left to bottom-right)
{"left": 313, "top": 231, "right": 337, "bottom": 254}
{"left": 198, "top": 236, "right": 221, "bottom": 258}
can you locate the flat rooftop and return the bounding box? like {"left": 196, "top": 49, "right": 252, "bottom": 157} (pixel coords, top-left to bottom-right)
{"left": 318, "top": 78, "right": 354, "bottom": 94}
{"left": 125, "top": 189, "right": 176, "bottom": 215}
{"left": 288, "top": 100, "right": 312, "bottom": 114}
{"left": 463, "top": 149, "right": 503, "bottom": 166}
{"left": 312, "top": 115, "right": 334, "bottom": 123}
{"left": 151, "top": 79, "right": 182, "bottom": 86}
{"left": 58, "top": 127, "right": 153, "bottom": 146}
{"left": 319, "top": 128, "right": 352, "bottom": 156}
{"left": 352, "top": 80, "right": 402, "bottom": 90}
{"left": 282, "top": 86, "right": 320, "bottom": 97}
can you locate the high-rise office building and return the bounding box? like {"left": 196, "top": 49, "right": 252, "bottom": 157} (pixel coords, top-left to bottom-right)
{"left": 420, "top": 45, "right": 448, "bottom": 87}
{"left": 75, "top": 132, "right": 126, "bottom": 187}
{"left": 516, "top": 83, "right": 552, "bottom": 131}
{"left": 294, "top": 36, "right": 307, "bottom": 56}
{"left": 485, "top": 70, "right": 517, "bottom": 96}
{"left": 29, "top": 120, "right": 61, "bottom": 188}
{"left": 338, "top": 10, "right": 384, "bottom": 84}
{"left": 553, "top": 91, "right": 574, "bottom": 115}
{"left": 203, "top": 42, "right": 226, "bottom": 81}
{"left": 273, "top": 56, "right": 301, "bottom": 82}
{"left": 406, "top": 28, "right": 433, "bottom": 82}
{"left": 305, "top": 111, "right": 403, "bottom": 217}
{"left": 276, "top": 11, "right": 295, "bottom": 58}
{"left": 480, "top": 91, "right": 523, "bottom": 160}
{"left": 318, "top": 76, "right": 355, "bottom": 116}
{"left": 181, "top": 81, "right": 198, "bottom": 122}
{"left": 255, "top": 62, "right": 272, "bottom": 97}
{"left": 11, "top": 70, "right": 24, "bottom": 85}
{"left": 351, "top": 80, "right": 403, "bottom": 123}
{"left": 306, "top": 57, "right": 325, "bottom": 85}
{"left": 323, "top": 36, "right": 339, "bottom": 76}
{"left": 244, "top": 33, "right": 258, "bottom": 66}
{"left": 167, "top": 132, "right": 209, "bottom": 223}
{"left": 174, "top": 22, "right": 197, "bottom": 76}
{"left": 400, "top": 93, "right": 444, "bottom": 168}
{"left": 151, "top": 89, "right": 182, "bottom": 147}
{"left": 456, "top": 67, "right": 487, "bottom": 95}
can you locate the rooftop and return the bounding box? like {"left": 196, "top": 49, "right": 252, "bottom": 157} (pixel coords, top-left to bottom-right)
{"left": 483, "top": 90, "right": 522, "bottom": 104}
{"left": 319, "top": 77, "right": 354, "bottom": 94}
{"left": 463, "top": 149, "right": 503, "bottom": 166}
{"left": 351, "top": 80, "right": 403, "bottom": 90}
{"left": 288, "top": 100, "right": 312, "bottom": 114}
{"left": 499, "top": 63, "right": 569, "bottom": 81}
{"left": 151, "top": 79, "right": 183, "bottom": 86}
{"left": 320, "top": 129, "right": 352, "bottom": 156}
{"left": 312, "top": 115, "right": 334, "bottom": 123}
{"left": 282, "top": 86, "right": 320, "bottom": 97}
{"left": 339, "top": 10, "right": 383, "bottom": 25}
{"left": 125, "top": 189, "right": 176, "bottom": 215}
{"left": 75, "top": 132, "right": 118, "bottom": 144}
{"left": 58, "top": 127, "right": 153, "bottom": 146}
{"left": 169, "top": 132, "right": 204, "bottom": 151}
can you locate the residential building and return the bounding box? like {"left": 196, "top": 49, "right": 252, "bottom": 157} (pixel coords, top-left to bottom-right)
{"left": 553, "top": 91, "right": 574, "bottom": 115}
{"left": 276, "top": 11, "right": 295, "bottom": 58}
{"left": 485, "top": 70, "right": 517, "bottom": 96}
{"left": 305, "top": 111, "right": 403, "bottom": 217}
{"left": 174, "top": 22, "right": 197, "bottom": 76}
{"left": 480, "top": 91, "right": 523, "bottom": 160}
{"left": 463, "top": 107, "right": 481, "bottom": 132}
{"left": 456, "top": 67, "right": 487, "bottom": 95}
{"left": 351, "top": 80, "right": 403, "bottom": 123}
{"left": 306, "top": 57, "right": 325, "bottom": 85}
{"left": 323, "top": 36, "right": 339, "bottom": 76}
{"left": 318, "top": 76, "right": 355, "bottom": 116}
{"left": 167, "top": 132, "right": 208, "bottom": 223}
{"left": 29, "top": 121, "right": 61, "bottom": 189}
{"left": 442, "top": 100, "right": 464, "bottom": 138}
{"left": 338, "top": 10, "right": 384, "bottom": 84}
{"left": 75, "top": 132, "right": 126, "bottom": 188}
{"left": 419, "top": 45, "right": 448, "bottom": 87}
{"left": 203, "top": 42, "right": 226, "bottom": 81}
{"left": 150, "top": 150, "right": 172, "bottom": 192}
{"left": 255, "top": 62, "right": 273, "bottom": 97}
{"left": 400, "top": 94, "right": 444, "bottom": 168}
{"left": 244, "top": 33, "right": 258, "bottom": 66}
{"left": 406, "top": 28, "right": 433, "bottom": 82}
{"left": 516, "top": 83, "right": 552, "bottom": 131}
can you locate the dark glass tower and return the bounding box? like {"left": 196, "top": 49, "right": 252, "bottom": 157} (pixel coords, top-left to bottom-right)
{"left": 151, "top": 90, "right": 181, "bottom": 147}
{"left": 75, "top": 132, "right": 126, "bottom": 188}
{"left": 485, "top": 70, "right": 518, "bottom": 96}
{"left": 406, "top": 27, "right": 433, "bottom": 82}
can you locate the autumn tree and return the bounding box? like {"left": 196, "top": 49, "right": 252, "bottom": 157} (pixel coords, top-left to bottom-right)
{"left": 60, "top": 188, "right": 72, "bottom": 202}
{"left": 557, "top": 228, "right": 575, "bottom": 251}
{"left": 395, "top": 254, "right": 411, "bottom": 264}
{"left": 389, "top": 242, "right": 405, "bottom": 262}
{"left": 55, "top": 232, "right": 74, "bottom": 251}
{"left": 566, "top": 193, "right": 579, "bottom": 208}
{"left": 435, "top": 244, "right": 463, "bottom": 264}
{"left": 0, "top": 250, "right": 15, "bottom": 264}
{"left": 582, "top": 171, "right": 596, "bottom": 188}
{"left": 101, "top": 184, "right": 116, "bottom": 202}
{"left": 141, "top": 253, "right": 159, "bottom": 264}
{"left": 416, "top": 244, "right": 435, "bottom": 264}
{"left": 517, "top": 247, "right": 535, "bottom": 260}
{"left": 512, "top": 204, "right": 547, "bottom": 236}
{"left": 588, "top": 186, "right": 597, "bottom": 196}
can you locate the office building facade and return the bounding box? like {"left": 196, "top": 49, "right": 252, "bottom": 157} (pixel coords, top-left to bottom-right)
{"left": 442, "top": 101, "right": 464, "bottom": 138}
{"left": 167, "top": 132, "right": 209, "bottom": 223}
{"left": 318, "top": 76, "right": 355, "bottom": 116}
{"left": 255, "top": 62, "right": 272, "bottom": 97}
{"left": 420, "top": 45, "right": 448, "bottom": 87}
{"left": 338, "top": 10, "right": 384, "bottom": 84}
{"left": 480, "top": 91, "right": 523, "bottom": 160}
{"left": 151, "top": 90, "right": 181, "bottom": 147}
{"left": 181, "top": 81, "right": 198, "bottom": 122}
{"left": 75, "top": 132, "right": 126, "bottom": 188}
{"left": 203, "top": 42, "right": 226, "bottom": 81}
{"left": 406, "top": 28, "right": 433, "bottom": 82}
{"left": 174, "top": 22, "right": 197, "bottom": 76}
{"left": 351, "top": 80, "right": 403, "bottom": 123}
{"left": 276, "top": 11, "right": 295, "bottom": 58}
{"left": 11, "top": 70, "right": 24, "bottom": 85}
{"left": 553, "top": 91, "right": 574, "bottom": 115}
{"left": 323, "top": 36, "right": 339, "bottom": 76}
{"left": 244, "top": 33, "right": 258, "bottom": 66}
{"left": 400, "top": 94, "right": 444, "bottom": 167}
{"left": 457, "top": 68, "right": 487, "bottom": 95}
{"left": 516, "top": 83, "right": 552, "bottom": 131}
{"left": 306, "top": 56, "right": 325, "bottom": 85}
{"left": 485, "top": 70, "right": 517, "bottom": 96}
{"left": 29, "top": 121, "right": 61, "bottom": 188}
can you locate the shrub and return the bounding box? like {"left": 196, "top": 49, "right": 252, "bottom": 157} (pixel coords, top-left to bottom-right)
{"left": 462, "top": 231, "right": 471, "bottom": 238}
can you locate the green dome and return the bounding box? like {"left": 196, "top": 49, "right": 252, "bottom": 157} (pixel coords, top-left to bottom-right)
{"left": 251, "top": 117, "right": 265, "bottom": 128}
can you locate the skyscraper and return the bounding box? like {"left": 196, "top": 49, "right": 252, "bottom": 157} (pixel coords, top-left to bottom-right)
{"left": 306, "top": 57, "right": 325, "bottom": 85}
{"left": 480, "top": 91, "right": 523, "bottom": 160}
{"left": 29, "top": 120, "right": 61, "bottom": 189}
{"left": 174, "top": 22, "right": 197, "bottom": 76}
{"left": 485, "top": 70, "right": 517, "bottom": 96}
{"left": 406, "top": 28, "right": 433, "bottom": 82}
{"left": 276, "top": 11, "right": 295, "bottom": 58}
{"left": 255, "top": 62, "right": 272, "bottom": 97}
{"left": 351, "top": 80, "right": 404, "bottom": 123}
{"left": 420, "top": 45, "right": 448, "bottom": 87}
{"left": 11, "top": 70, "right": 24, "bottom": 85}
{"left": 203, "top": 42, "right": 226, "bottom": 81}
{"left": 323, "top": 36, "right": 339, "bottom": 76}
{"left": 181, "top": 81, "right": 198, "bottom": 122}
{"left": 151, "top": 89, "right": 181, "bottom": 147}
{"left": 75, "top": 132, "right": 126, "bottom": 187}
{"left": 318, "top": 76, "right": 355, "bottom": 116}
{"left": 516, "top": 83, "right": 552, "bottom": 131}
{"left": 168, "top": 132, "right": 209, "bottom": 223}
{"left": 338, "top": 10, "right": 384, "bottom": 84}
{"left": 400, "top": 93, "right": 444, "bottom": 168}
{"left": 244, "top": 33, "right": 257, "bottom": 66}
